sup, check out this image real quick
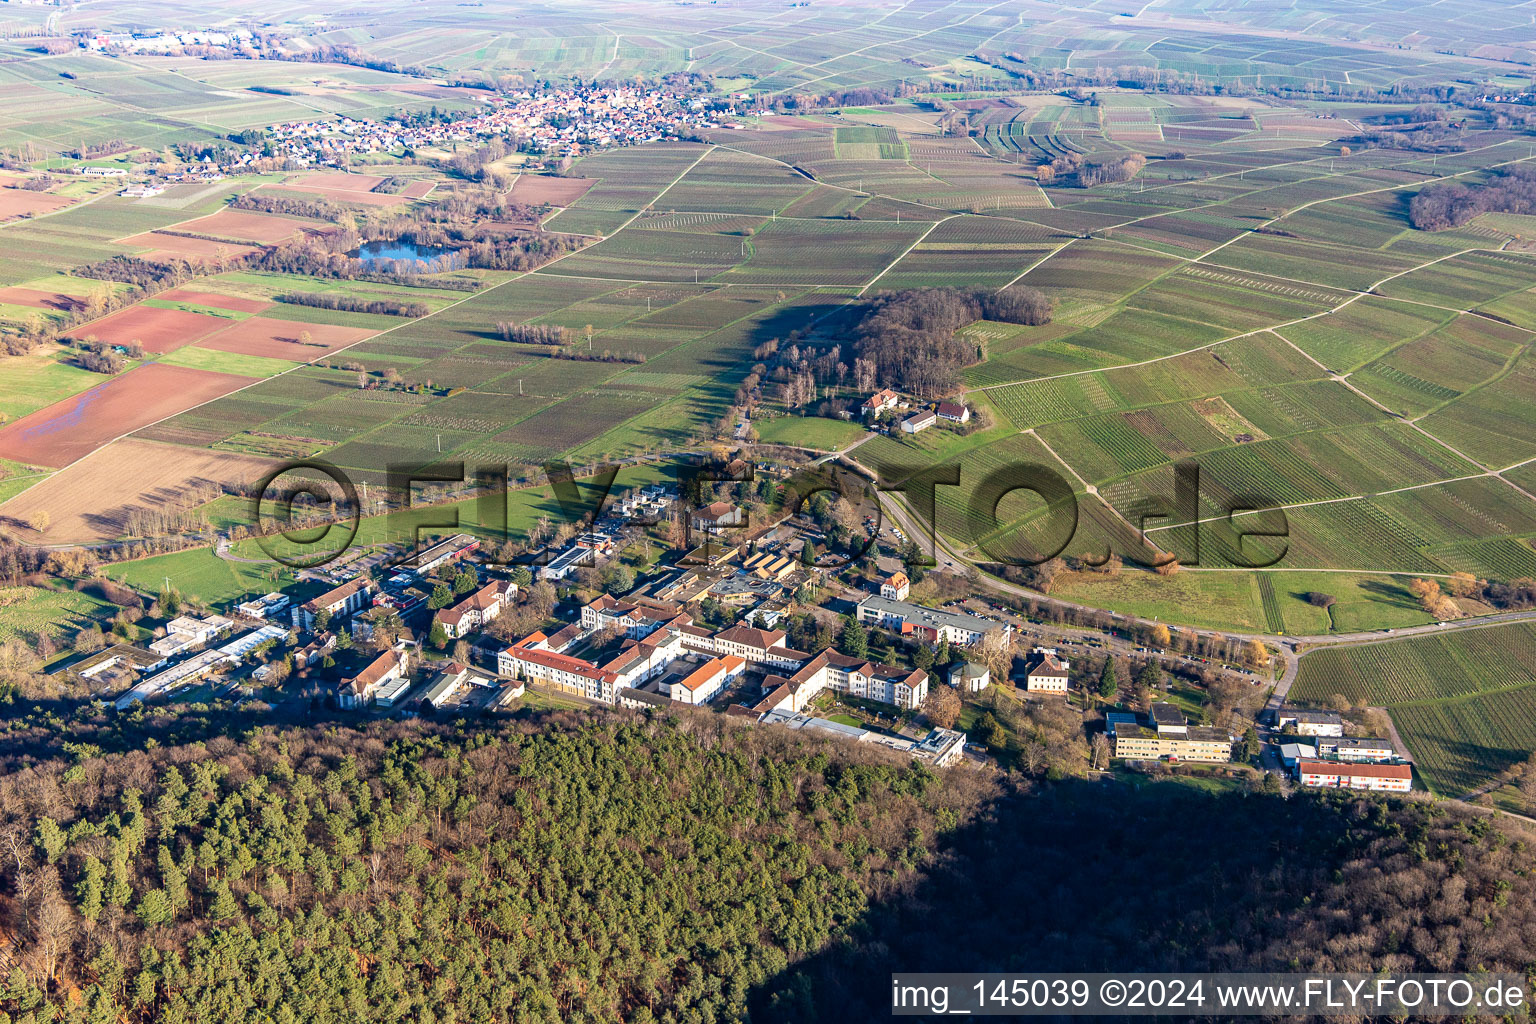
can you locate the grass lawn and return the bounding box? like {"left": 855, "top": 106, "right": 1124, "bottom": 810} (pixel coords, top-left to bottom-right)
{"left": 753, "top": 415, "right": 868, "bottom": 450}
{"left": 827, "top": 713, "right": 863, "bottom": 727}
{"left": 157, "top": 347, "right": 301, "bottom": 378}
{"left": 0, "top": 582, "right": 114, "bottom": 647}
{"left": 0, "top": 346, "right": 106, "bottom": 422}
{"left": 107, "top": 548, "right": 300, "bottom": 609}
{"left": 0, "top": 459, "right": 50, "bottom": 504}
{"left": 1047, "top": 570, "right": 1268, "bottom": 632}
{"left": 515, "top": 688, "right": 592, "bottom": 711}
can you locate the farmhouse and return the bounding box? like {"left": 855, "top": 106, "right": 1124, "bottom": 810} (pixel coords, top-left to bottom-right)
{"left": 935, "top": 401, "right": 970, "bottom": 424}
{"left": 861, "top": 388, "right": 899, "bottom": 417}
{"left": 1022, "top": 647, "right": 1071, "bottom": 693}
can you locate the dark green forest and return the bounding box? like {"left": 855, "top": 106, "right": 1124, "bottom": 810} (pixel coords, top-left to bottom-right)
{"left": 1, "top": 710, "right": 1535, "bottom": 1023}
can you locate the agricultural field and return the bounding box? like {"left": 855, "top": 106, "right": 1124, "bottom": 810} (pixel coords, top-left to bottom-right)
{"left": 0, "top": 26, "right": 1525, "bottom": 657}
{"left": 1292, "top": 623, "right": 1536, "bottom": 795}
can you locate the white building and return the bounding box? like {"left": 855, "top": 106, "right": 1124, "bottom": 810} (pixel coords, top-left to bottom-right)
{"left": 296, "top": 579, "right": 372, "bottom": 630}
{"left": 1316, "top": 737, "right": 1397, "bottom": 762}
{"left": 900, "top": 410, "right": 936, "bottom": 434}
{"left": 1296, "top": 760, "right": 1411, "bottom": 792}
{"left": 338, "top": 648, "right": 409, "bottom": 710}
{"left": 435, "top": 579, "right": 516, "bottom": 638}
{"left": 1023, "top": 647, "right": 1070, "bottom": 693}
{"left": 1276, "top": 708, "right": 1345, "bottom": 737}
{"left": 879, "top": 571, "right": 910, "bottom": 601}
{"left": 950, "top": 662, "right": 990, "bottom": 693}
{"left": 165, "top": 615, "right": 232, "bottom": 646}
{"left": 580, "top": 594, "right": 683, "bottom": 639}
{"left": 936, "top": 401, "right": 970, "bottom": 424}
{"left": 237, "top": 593, "right": 291, "bottom": 621}
{"left": 667, "top": 655, "right": 744, "bottom": 705}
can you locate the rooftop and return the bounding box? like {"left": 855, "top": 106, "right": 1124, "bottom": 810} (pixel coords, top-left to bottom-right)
{"left": 856, "top": 594, "right": 1002, "bottom": 637}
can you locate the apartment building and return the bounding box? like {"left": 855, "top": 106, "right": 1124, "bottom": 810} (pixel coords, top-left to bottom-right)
{"left": 295, "top": 579, "right": 373, "bottom": 630}
{"left": 436, "top": 579, "right": 516, "bottom": 638}
{"left": 1296, "top": 760, "right": 1412, "bottom": 792}
{"left": 1112, "top": 703, "right": 1232, "bottom": 762}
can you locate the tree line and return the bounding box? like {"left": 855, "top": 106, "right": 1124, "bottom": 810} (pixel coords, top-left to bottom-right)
{"left": 274, "top": 293, "right": 429, "bottom": 318}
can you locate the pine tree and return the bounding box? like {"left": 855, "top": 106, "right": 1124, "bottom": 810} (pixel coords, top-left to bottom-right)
{"left": 839, "top": 618, "right": 868, "bottom": 659}
{"left": 209, "top": 880, "right": 239, "bottom": 922}
{"left": 1098, "top": 659, "right": 1118, "bottom": 700}
{"left": 75, "top": 856, "right": 105, "bottom": 923}
{"left": 135, "top": 889, "right": 173, "bottom": 928}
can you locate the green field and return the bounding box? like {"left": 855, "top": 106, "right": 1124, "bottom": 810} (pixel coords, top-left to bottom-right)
{"left": 1291, "top": 622, "right": 1536, "bottom": 795}
{"left": 752, "top": 415, "right": 868, "bottom": 450}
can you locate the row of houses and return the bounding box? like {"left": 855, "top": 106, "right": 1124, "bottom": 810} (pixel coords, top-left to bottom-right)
{"left": 261, "top": 85, "right": 722, "bottom": 164}
{"left": 497, "top": 594, "right": 933, "bottom": 713}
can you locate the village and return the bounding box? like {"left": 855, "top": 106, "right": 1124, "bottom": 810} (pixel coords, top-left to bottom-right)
{"left": 50, "top": 417, "right": 1413, "bottom": 793}
{"left": 262, "top": 84, "right": 725, "bottom": 165}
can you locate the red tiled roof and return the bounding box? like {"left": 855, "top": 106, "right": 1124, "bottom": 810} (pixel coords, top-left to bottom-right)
{"left": 1298, "top": 760, "right": 1411, "bottom": 780}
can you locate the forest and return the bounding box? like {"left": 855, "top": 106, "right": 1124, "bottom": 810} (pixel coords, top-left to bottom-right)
{"left": 851, "top": 286, "right": 1052, "bottom": 397}
{"left": 1409, "top": 164, "right": 1536, "bottom": 230}
{"left": 0, "top": 711, "right": 1534, "bottom": 1023}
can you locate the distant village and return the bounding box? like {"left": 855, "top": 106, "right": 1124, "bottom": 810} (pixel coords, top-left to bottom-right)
{"left": 262, "top": 84, "right": 728, "bottom": 163}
